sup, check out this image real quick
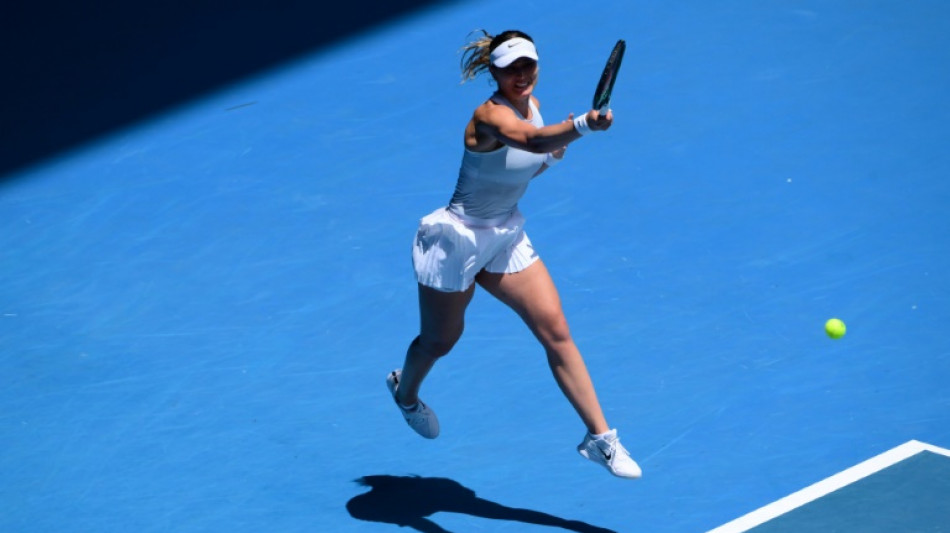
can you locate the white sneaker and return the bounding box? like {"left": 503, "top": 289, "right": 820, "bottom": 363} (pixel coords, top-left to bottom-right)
{"left": 577, "top": 429, "right": 642, "bottom": 478}
{"left": 386, "top": 369, "right": 440, "bottom": 439}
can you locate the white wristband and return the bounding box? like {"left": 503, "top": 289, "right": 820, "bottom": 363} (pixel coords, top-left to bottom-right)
{"left": 573, "top": 113, "right": 593, "bottom": 136}
{"left": 544, "top": 152, "right": 562, "bottom": 167}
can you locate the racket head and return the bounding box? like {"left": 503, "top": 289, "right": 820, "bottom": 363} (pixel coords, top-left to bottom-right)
{"left": 592, "top": 39, "right": 626, "bottom": 112}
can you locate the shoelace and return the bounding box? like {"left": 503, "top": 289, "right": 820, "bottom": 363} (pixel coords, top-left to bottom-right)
{"left": 405, "top": 404, "right": 432, "bottom": 429}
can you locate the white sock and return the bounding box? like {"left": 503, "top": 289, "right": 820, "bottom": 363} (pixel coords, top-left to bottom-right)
{"left": 591, "top": 430, "right": 612, "bottom": 441}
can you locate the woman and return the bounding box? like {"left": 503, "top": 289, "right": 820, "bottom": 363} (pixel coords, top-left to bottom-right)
{"left": 387, "top": 30, "right": 641, "bottom": 479}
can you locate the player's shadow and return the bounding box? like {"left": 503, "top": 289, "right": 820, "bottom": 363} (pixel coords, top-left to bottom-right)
{"left": 346, "top": 475, "right": 617, "bottom": 533}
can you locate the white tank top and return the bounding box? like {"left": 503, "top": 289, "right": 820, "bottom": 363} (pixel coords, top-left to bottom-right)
{"left": 448, "top": 93, "right": 546, "bottom": 222}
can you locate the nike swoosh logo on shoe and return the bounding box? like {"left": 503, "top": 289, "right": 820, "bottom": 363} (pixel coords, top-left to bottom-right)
{"left": 602, "top": 449, "right": 612, "bottom": 461}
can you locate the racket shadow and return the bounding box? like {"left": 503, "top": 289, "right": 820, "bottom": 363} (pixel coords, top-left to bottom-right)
{"left": 346, "top": 475, "right": 617, "bottom": 533}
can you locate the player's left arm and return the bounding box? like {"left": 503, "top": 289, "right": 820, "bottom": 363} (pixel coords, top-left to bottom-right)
{"left": 532, "top": 112, "right": 570, "bottom": 177}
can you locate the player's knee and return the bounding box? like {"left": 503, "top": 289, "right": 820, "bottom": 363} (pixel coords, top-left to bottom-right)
{"left": 424, "top": 338, "right": 458, "bottom": 358}
{"left": 417, "top": 327, "right": 463, "bottom": 358}
{"left": 537, "top": 311, "right": 572, "bottom": 345}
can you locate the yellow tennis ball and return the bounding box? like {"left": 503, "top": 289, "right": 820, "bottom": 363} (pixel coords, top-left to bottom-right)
{"left": 825, "top": 318, "right": 846, "bottom": 339}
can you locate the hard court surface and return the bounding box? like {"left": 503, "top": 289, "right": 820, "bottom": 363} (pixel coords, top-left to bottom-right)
{"left": 2, "top": 1, "right": 949, "bottom": 531}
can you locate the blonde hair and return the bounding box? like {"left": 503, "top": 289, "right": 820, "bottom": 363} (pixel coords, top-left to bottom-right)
{"left": 459, "top": 29, "right": 534, "bottom": 83}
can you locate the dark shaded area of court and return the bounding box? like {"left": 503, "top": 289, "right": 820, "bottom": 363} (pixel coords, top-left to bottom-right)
{"left": 0, "top": 0, "right": 454, "bottom": 177}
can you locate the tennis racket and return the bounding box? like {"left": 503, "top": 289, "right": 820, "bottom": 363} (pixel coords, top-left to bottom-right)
{"left": 593, "top": 39, "right": 626, "bottom": 115}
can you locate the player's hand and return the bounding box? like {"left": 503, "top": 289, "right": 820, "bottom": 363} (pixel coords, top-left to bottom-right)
{"left": 588, "top": 109, "right": 613, "bottom": 131}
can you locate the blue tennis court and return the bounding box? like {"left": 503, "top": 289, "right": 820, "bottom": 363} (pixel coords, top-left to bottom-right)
{"left": 3, "top": 1, "right": 949, "bottom": 531}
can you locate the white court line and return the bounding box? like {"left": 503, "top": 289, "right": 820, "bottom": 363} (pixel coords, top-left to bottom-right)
{"left": 707, "top": 440, "right": 950, "bottom": 533}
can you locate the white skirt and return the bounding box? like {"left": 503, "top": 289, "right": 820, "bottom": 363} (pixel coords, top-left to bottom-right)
{"left": 412, "top": 207, "right": 540, "bottom": 292}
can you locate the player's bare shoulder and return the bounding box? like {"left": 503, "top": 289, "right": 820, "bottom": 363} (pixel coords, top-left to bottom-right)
{"left": 473, "top": 98, "right": 515, "bottom": 126}
{"left": 468, "top": 99, "right": 515, "bottom": 150}
{"left": 467, "top": 100, "right": 506, "bottom": 151}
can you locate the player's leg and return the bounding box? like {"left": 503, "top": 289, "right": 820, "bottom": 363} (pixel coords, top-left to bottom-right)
{"left": 388, "top": 283, "right": 475, "bottom": 439}
{"left": 476, "top": 260, "right": 609, "bottom": 434}
{"left": 477, "top": 260, "right": 641, "bottom": 478}
{"left": 394, "top": 283, "right": 476, "bottom": 406}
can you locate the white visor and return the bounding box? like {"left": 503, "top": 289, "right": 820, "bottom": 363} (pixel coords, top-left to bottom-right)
{"left": 490, "top": 37, "right": 539, "bottom": 68}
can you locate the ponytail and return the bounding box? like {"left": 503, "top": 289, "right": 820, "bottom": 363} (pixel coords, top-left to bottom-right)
{"left": 459, "top": 30, "right": 494, "bottom": 83}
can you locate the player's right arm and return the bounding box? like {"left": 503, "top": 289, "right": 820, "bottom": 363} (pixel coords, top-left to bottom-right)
{"left": 466, "top": 100, "right": 610, "bottom": 154}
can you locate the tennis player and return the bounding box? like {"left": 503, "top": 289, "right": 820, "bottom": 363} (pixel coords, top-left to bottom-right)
{"left": 387, "top": 30, "right": 641, "bottom": 479}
